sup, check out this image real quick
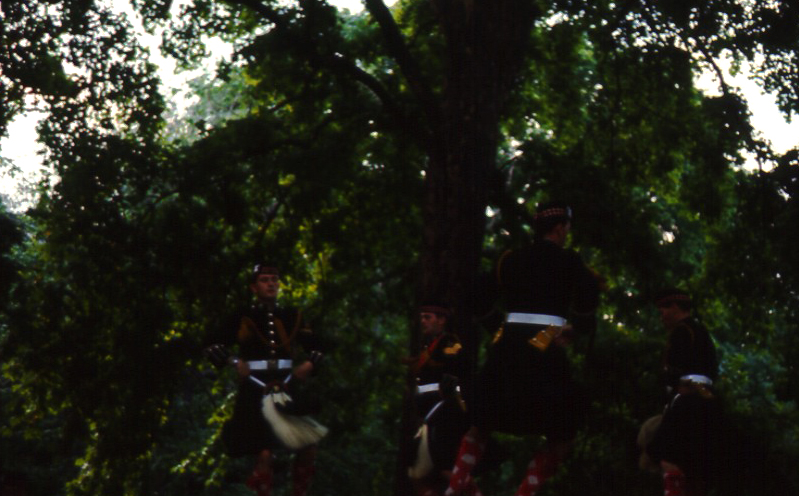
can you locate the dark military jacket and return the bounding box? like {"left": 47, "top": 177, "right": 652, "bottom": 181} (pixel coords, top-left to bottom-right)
{"left": 663, "top": 316, "right": 718, "bottom": 390}
{"left": 412, "top": 332, "right": 464, "bottom": 386}
{"left": 496, "top": 239, "right": 599, "bottom": 334}
{"left": 209, "top": 303, "right": 318, "bottom": 380}
{"left": 408, "top": 331, "right": 464, "bottom": 415}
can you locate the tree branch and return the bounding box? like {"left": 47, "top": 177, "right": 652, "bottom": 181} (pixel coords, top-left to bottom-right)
{"left": 226, "top": 0, "right": 285, "bottom": 26}
{"left": 326, "top": 52, "right": 428, "bottom": 143}
{"left": 363, "top": 0, "right": 441, "bottom": 127}
{"left": 226, "top": 0, "right": 431, "bottom": 148}
{"left": 638, "top": 1, "right": 732, "bottom": 97}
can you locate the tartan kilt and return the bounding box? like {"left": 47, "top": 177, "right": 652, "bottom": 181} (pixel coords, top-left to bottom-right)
{"left": 473, "top": 323, "right": 587, "bottom": 441}
{"left": 222, "top": 383, "right": 281, "bottom": 456}
{"left": 222, "top": 381, "right": 326, "bottom": 456}
{"left": 646, "top": 392, "right": 723, "bottom": 480}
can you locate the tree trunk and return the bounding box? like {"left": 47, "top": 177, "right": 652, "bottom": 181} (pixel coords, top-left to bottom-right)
{"left": 422, "top": 0, "right": 540, "bottom": 366}
{"left": 395, "top": 2, "right": 540, "bottom": 496}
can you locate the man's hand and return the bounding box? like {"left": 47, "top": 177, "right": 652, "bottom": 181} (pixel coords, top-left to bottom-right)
{"left": 292, "top": 360, "right": 314, "bottom": 381}
{"left": 204, "top": 344, "right": 230, "bottom": 368}
{"left": 554, "top": 324, "right": 575, "bottom": 347}
{"left": 235, "top": 359, "right": 251, "bottom": 381}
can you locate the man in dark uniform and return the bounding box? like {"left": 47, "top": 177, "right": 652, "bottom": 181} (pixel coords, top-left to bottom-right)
{"left": 406, "top": 303, "right": 469, "bottom": 496}
{"left": 641, "top": 288, "right": 720, "bottom": 496}
{"left": 205, "top": 263, "right": 326, "bottom": 496}
{"left": 445, "top": 201, "right": 600, "bottom": 496}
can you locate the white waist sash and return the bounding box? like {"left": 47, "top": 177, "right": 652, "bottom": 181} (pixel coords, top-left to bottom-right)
{"left": 416, "top": 383, "right": 461, "bottom": 395}
{"left": 506, "top": 312, "right": 566, "bottom": 327}
{"left": 680, "top": 374, "right": 713, "bottom": 386}
{"left": 247, "top": 359, "right": 294, "bottom": 371}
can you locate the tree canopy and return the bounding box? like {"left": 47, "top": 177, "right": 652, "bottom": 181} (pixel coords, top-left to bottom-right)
{"left": 1, "top": 1, "right": 799, "bottom": 495}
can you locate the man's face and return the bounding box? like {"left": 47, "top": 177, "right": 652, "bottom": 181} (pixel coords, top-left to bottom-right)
{"left": 250, "top": 273, "right": 280, "bottom": 301}
{"left": 547, "top": 221, "right": 571, "bottom": 247}
{"left": 657, "top": 302, "right": 687, "bottom": 329}
{"left": 420, "top": 312, "right": 446, "bottom": 336}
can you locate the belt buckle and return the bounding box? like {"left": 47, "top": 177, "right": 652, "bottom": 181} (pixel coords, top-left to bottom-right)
{"left": 528, "top": 325, "right": 559, "bottom": 351}
{"left": 679, "top": 376, "right": 714, "bottom": 399}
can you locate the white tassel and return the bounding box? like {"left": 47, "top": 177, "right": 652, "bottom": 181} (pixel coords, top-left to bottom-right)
{"left": 408, "top": 424, "right": 434, "bottom": 479}
{"left": 262, "top": 391, "right": 328, "bottom": 450}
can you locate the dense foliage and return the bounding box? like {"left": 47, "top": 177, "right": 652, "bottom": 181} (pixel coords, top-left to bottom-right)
{"left": 2, "top": 1, "right": 799, "bottom": 495}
